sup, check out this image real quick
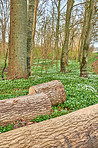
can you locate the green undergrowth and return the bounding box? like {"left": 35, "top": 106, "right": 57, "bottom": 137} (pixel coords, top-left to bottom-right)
{"left": 0, "top": 53, "right": 98, "bottom": 133}
{"left": 0, "top": 123, "right": 14, "bottom": 133}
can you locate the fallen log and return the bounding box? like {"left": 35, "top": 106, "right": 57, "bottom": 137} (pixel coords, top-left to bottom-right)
{"left": 0, "top": 104, "right": 98, "bottom": 148}
{"left": 29, "top": 80, "right": 66, "bottom": 106}
{"left": 0, "top": 93, "right": 51, "bottom": 126}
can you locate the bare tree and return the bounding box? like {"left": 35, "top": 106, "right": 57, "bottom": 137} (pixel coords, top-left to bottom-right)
{"left": 60, "top": 0, "right": 74, "bottom": 72}
{"left": 27, "top": 0, "right": 35, "bottom": 76}
{"left": 30, "top": 0, "right": 39, "bottom": 67}
{"left": 0, "top": 0, "right": 10, "bottom": 56}
{"left": 54, "top": 0, "right": 61, "bottom": 61}
{"left": 80, "top": 0, "right": 96, "bottom": 77}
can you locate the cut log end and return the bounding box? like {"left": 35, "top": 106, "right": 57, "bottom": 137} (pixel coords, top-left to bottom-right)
{"left": 29, "top": 86, "right": 36, "bottom": 95}
{"left": 29, "top": 80, "right": 66, "bottom": 106}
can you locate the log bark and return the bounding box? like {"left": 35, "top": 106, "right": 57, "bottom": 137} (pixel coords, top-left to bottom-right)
{"left": 29, "top": 80, "right": 66, "bottom": 106}
{"left": 0, "top": 93, "right": 51, "bottom": 126}
{"left": 0, "top": 104, "right": 98, "bottom": 148}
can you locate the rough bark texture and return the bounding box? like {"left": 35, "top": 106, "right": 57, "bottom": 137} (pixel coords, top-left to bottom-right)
{"left": 0, "top": 104, "right": 98, "bottom": 148}
{"left": 29, "top": 80, "right": 66, "bottom": 106}
{"left": 7, "top": 0, "right": 28, "bottom": 79}
{"left": 0, "top": 93, "right": 51, "bottom": 126}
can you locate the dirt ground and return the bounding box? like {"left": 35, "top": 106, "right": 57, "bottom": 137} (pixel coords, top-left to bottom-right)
{"left": 90, "top": 57, "right": 98, "bottom": 74}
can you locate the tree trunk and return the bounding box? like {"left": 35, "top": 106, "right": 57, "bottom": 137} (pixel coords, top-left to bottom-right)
{"left": 60, "top": 0, "right": 74, "bottom": 72}
{"left": 7, "top": 0, "right": 28, "bottom": 79}
{"left": 27, "top": 0, "right": 35, "bottom": 76}
{"left": 54, "top": 0, "right": 61, "bottom": 61}
{"left": 80, "top": 0, "right": 96, "bottom": 78}
{"left": 51, "top": 2, "right": 55, "bottom": 63}
{"left": 0, "top": 104, "right": 98, "bottom": 148}
{"left": 1, "top": 26, "right": 6, "bottom": 56}
{"left": 30, "top": 0, "right": 39, "bottom": 67}
{"left": 0, "top": 93, "right": 51, "bottom": 126}
{"left": 29, "top": 80, "right": 66, "bottom": 106}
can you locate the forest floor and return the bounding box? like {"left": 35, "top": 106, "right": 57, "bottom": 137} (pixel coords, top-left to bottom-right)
{"left": 0, "top": 53, "right": 98, "bottom": 133}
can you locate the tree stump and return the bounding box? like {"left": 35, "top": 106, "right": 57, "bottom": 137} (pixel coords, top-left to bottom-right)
{"left": 29, "top": 80, "right": 66, "bottom": 106}
{"left": 0, "top": 93, "right": 51, "bottom": 126}
{"left": 0, "top": 104, "right": 98, "bottom": 147}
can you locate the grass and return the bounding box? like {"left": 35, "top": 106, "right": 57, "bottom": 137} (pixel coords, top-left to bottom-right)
{"left": 0, "top": 53, "right": 98, "bottom": 133}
